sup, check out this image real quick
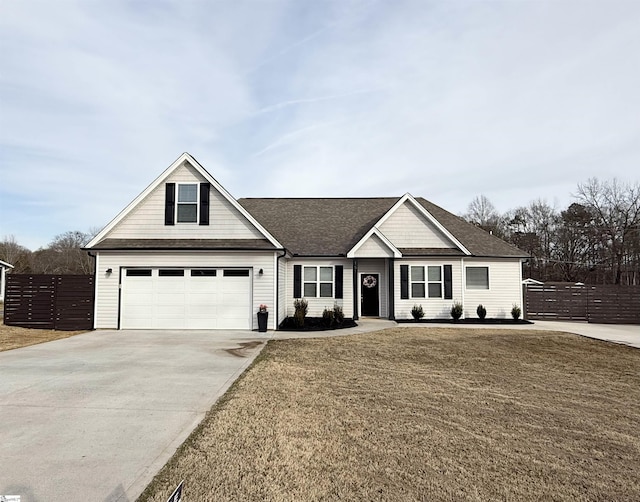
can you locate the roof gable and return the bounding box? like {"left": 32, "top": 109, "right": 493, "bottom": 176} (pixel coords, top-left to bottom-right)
{"left": 347, "top": 229, "right": 401, "bottom": 258}
{"left": 87, "top": 153, "right": 282, "bottom": 249}
{"left": 376, "top": 194, "right": 470, "bottom": 255}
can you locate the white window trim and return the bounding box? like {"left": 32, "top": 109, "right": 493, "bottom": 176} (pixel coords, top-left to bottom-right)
{"left": 410, "top": 265, "right": 444, "bottom": 299}
{"left": 176, "top": 183, "right": 199, "bottom": 223}
{"left": 465, "top": 266, "right": 490, "bottom": 290}
{"left": 303, "top": 265, "right": 334, "bottom": 298}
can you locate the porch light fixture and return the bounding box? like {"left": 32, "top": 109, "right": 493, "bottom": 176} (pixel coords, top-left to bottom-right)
{"left": 106, "top": 268, "right": 113, "bottom": 275}
{"left": 258, "top": 268, "right": 264, "bottom": 276}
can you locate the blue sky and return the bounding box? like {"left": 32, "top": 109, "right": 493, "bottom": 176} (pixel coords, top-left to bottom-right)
{"left": 1, "top": 0, "right": 639, "bottom": 250}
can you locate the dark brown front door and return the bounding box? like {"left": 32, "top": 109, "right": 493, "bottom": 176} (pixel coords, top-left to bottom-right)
{"left": 361, "top": 274, "right": 379, "bottom": 316}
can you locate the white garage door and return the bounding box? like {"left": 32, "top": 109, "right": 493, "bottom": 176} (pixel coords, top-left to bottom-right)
{"left": 121, "top": 268, "right": 251, "bottom": 329}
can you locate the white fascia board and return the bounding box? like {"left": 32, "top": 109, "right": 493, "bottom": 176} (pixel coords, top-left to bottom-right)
{"left": 0, "top": 260, "right": 14, "bottom": 269}
{"left": 86, "top": 153, "right": 283, "bottom": 249}
{"left": 375, "top": 193, "right": 471, "bottom": 256}
{"left": 346, "top": 228, "right": 402, "bottom": 258}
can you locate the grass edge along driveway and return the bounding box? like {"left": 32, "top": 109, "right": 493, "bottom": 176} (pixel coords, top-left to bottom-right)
{"left": 138, "top": 327, "right": 640, "bottom": 502}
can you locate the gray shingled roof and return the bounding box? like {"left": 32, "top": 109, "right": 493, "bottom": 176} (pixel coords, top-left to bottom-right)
{"left": 238, "top": 197, "right": 527, "bottom": 258}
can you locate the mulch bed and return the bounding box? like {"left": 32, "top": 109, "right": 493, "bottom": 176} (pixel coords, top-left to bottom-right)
{"left": 278, "top": 317, "right": 358, "bottom": 331}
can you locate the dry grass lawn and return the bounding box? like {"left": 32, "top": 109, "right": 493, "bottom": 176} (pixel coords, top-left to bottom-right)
{"left": 0, "top": 322, "right": 88, "bottom": 351}
{"left": 138, "top": 328, "right": 640, "bottom": 502}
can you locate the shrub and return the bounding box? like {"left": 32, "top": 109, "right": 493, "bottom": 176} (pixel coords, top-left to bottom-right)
{"left": 411, "top": 304, "right": 424, "bottom": 321}
{"left": 333, "top": 303, "right": 345, "bottom": 324}
{"left": 476, "top": 304, "right": 487, "bottom": 320}
{"left": 294, "top": 298, "right": 308, "bottom": 328}
{"left": 511, "top": 303, "right": 522, "bottom": 321}
{"left": 450, "top": 301, "right": 463, "bottom": 321}
{"left": 322, "top": 307, "right": 335, "bottom": 328}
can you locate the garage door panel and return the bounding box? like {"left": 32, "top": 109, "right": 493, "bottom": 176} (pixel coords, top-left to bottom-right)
{"left": 121, "top": 267, "right": 251, "bottom": 330}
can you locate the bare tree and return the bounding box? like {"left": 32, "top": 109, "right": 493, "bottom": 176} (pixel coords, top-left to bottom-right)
{"left": 464, "top": 195, "right": 505, "bottom": 237}
{"left": 0, "top": 235, "right": 32, "bottom": 273}
{"left": 575, "top": 178, "right": 640, "bottom": 284}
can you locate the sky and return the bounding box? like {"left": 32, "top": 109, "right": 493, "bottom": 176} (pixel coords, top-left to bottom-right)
{"left": 1, "top": 0, "right": 639, "bottom": 250}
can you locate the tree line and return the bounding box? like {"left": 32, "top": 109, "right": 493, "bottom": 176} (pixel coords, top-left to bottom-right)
{"left": 0, "top": 230, "right": 96, "bottom": 275}
{"left": 463, "top": 178, "right": 640, "bottom": 285}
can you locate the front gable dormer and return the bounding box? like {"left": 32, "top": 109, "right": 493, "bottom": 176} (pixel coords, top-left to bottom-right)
{"left": 347, "top": 194, "right": 470, "bottom": 257}
{"left": 86, "top": 153, "right": 282, "bottom": 248}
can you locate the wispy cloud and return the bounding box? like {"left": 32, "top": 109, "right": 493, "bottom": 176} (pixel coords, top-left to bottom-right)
{"left": 1, "top": 0, "right": 639, "bottom": 249}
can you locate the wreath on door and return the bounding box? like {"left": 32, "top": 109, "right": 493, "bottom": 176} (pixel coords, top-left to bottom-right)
{"left": 362, "top": 275, "right": 377, "bottom": 288}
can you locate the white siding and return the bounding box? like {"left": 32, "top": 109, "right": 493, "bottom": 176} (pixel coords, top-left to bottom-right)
{"left": 394, "top": 259, "right": 464, "bottom": 320}
{"left": 380, "top": 201, "right": 455, "bottom": 249}
{"left": 353, "top": 234, "right": 394, "bottom": 258}
{"left": 285, "top": 258, "right": 353, "bottom": 318}
{"left": 95, "top": 251, "right": 276, "bottom": 330}
{"left": 463, "top": 259, "right": 523, "bottom": 319}
{"left": 108, "top": 162, "right": 263, "bottom": 240}
{"left": 357, "top": 259, "right": 388, "bottom": 318}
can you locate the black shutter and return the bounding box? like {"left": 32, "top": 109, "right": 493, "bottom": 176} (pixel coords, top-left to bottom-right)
{"left": 165, "top": 183, "right": 175, "bottom": 226}
{"left": 199, "top": 183, "right": 210, "bottom": 225}
{"left": 293, "top": 265, "right": 302, "bottom": 298}
{"left": 400, "top": 265, "right": 409, "bottom": 299}
{"left": 335, "top": 265, "right": 343, "bottom": 299}
{"left": 444, "top": 265, "right": 453, "bottom": 299}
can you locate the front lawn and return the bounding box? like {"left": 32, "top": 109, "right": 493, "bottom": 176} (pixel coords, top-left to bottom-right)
{"left": 139, "top": 328, "right": 640, "bottom": 501}
{"left": 0, "top": 322, "right": 88, "bottom": 351}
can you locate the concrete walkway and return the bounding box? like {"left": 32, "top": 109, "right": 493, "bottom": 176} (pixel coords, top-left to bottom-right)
{"left": 0, "top": 329, "right": 265, "bottom": 502}
{"left": 271, "top": 318, "right": 640, "bottom": 348}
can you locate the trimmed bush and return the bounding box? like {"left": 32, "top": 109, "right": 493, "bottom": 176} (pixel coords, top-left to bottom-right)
{"left": 411, "top": 304, "right": 425, "bottom": 321}
{"left": 333, "top": 303, "right": 345, "bottom": 324}
{"left": 294, "top": 298, "right": 308, "bottom": 328}
{"left": 322, "top": 307, "right": 335, "bottom": 328}
{"left": 511, "top": 304, "right": 522, "bottom": 321}
{"left": 450, "top": 301, "right": 463, "bottom": 321}
{"left": 476, "top": 304, "right": 487, "bottom": 320}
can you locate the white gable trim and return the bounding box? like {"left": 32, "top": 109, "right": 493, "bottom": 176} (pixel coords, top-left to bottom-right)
{"left": 86, "top": 153, "right": 283, "bottom": 249}
{"left": 376, "top": 193, "right": 471, "bottom": 256}
{"left": 347, "top": 228, "right": 402, "bottom": 258}
{"left": 0, "top": 260, "right": 14, "bottom": 269}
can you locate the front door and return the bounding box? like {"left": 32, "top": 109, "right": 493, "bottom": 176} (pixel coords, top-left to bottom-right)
{"left": 361, "top": 274, "right": 380, "bottom": 316}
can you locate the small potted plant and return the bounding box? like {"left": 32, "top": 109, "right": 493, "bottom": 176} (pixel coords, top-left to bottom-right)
{"left": 257, "top": 304, "right": 268, "bottom": 332}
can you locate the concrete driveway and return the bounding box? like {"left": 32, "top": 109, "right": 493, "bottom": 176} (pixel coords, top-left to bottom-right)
{"left": 0, "top": 329, "right": 265, "bottom": 502}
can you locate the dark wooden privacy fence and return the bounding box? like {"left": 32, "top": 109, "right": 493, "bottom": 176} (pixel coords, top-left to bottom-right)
{"left": 525, "top": 282, "right": 640, "bottom": 324}
{"left": 4, "top": 274, "right": 94, "bottom": 330}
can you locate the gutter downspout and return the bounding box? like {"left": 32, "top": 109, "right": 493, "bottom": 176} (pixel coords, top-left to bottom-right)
{"left": 87, "top": 251, "right": 97, "bottom": 330}
{"left": 275, "top": 249, "right": 287, "bottom": 330}
{"left": 352, "top": 259, "right": 359, "bottom": 320}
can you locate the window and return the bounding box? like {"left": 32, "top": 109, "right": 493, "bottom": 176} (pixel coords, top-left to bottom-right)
{"left": 159, "top": 269, "right": 184, "bottom": 277}
{"left": 303, "top": 266, "right": 333, "bottom": 297}
{"left": 410, "top": 265, "right": 443, "bottom": 298}
{"left": 223, "top": 269, "right": 250, "bottom": 277}
{"left": 410, "top": 266, "right": 425, "bottom": 298}
{"left": 427, "top": 266, "right": 442, "bottom": 298}
{"left": 191, "top": 269, "right": 217, "bottom": 277}
{"left": 466, "top": 267, "right": 489, "bottom": 289}
{"left": 126, "top": 269, "right": 152, "bottom": 277}
{"left": 177, "top": 183, "right": 198, "bottom": 223}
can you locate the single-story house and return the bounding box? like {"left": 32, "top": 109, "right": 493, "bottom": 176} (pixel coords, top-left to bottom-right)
{"left": 0, "top": 260, "right": 14, "bottom": 303}
{"left": 85, "top": 153, "right": 528, "bottom": 330}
